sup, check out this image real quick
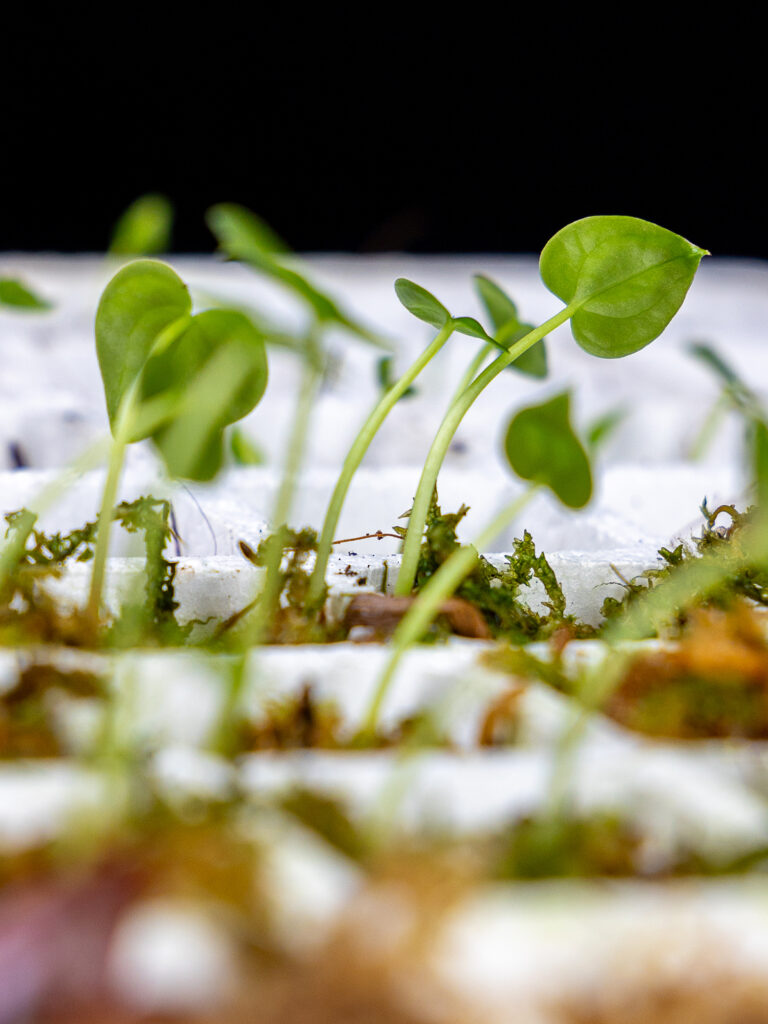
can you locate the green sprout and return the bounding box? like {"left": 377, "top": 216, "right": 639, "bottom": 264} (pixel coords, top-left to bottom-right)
{"left": 88, "top": 260, "right": 269, "bottom": 619}
{"left": 207, "top": 203, "right": 387, "bottom": 640}
{"left": 303, "top": 278, "right": 506, "bottom": 611}
{"left": 394, "top": 216, "right": 708, "bottom": 597}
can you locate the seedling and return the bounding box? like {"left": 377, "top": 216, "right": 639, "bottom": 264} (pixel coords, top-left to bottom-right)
{"left": 304, "top": 279, "right": 502, "bottom": 610}
{"left": 395, "top": 216, "right": 708, "bottom": 596}
{"left": 207, "top": 203, "right": 389, "bottom": 640}
{"left": 88, "top": 259, "right": 269, "bottom": 618}
{"left": 362, "top": 390, "right": 593, "bottom": 734}
{"left": 108, "top": 194, "right": 173, "bottom": 256}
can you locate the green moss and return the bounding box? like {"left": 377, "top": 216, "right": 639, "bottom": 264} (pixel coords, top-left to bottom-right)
{"left": 405, "top": 493, "right": 592, "bottom": 642}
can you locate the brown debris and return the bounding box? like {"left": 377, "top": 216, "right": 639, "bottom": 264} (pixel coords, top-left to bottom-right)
{"left": 608, "top": 602, "right": 768, "bottom": 738}
{"left": 344, "top": 593, "right": 492, "bottom": 641}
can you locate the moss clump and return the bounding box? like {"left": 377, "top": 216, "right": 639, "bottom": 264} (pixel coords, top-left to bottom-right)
{"left": 405, "top": 494, "right": 592, "bottom": 642}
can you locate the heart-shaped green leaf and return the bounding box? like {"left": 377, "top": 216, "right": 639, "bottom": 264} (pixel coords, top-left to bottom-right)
{"left": 140, "top": 309, "right": 268, "bottom": 481}
{"left": 0, "top": 278, "right": 52, "bottom": 311}
{"left": 109, "top": 194, "right": 173, "bottom": 256}
{"left": 474, "top": 274, "right": 547, "bottom": 377}
{"left": 95, "top": 260, "right": 192, "bottom": 429}
{"left": 504, "top": 392, "right": 592, "bottom": 508}
{"left": 394, "top": 278, "right": 450, "bottom": 329}
{"left": 540, "top": 216, "right": 708, "bottom": 358}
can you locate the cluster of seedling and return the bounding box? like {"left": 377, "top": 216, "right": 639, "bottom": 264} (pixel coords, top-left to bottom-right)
{"left": 7, "top": 200, "right": 768, "bottom": 742}
{"left": 11, "top": 205, "right": 768, "bottom": 1019}
{"left": 5, "top": 205, "right": 750, "bottom": 741}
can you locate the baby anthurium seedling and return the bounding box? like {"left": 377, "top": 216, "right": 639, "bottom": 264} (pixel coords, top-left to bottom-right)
{"left": 395, "top": 215, "right": 709, "bottom": 597}
{"left": 361, "top": 390, "right": 592, "bottom": 735}
{"left": 88, "top": 259, "right": 268, "bottom": 618}
{"left": 304, "top": 278, "right": 500, "bottom": 611}
{"left": 207, "top": 203, "right": 394, "bottom": 639}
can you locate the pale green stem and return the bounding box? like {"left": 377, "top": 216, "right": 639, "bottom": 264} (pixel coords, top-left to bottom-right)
{"left": 689, "top": 392, "right": 730, "bottom": 461}
{"left": 86, "top": 393, "right": 140, "bottom": 620}
{"left": 247, "top": 335, "right": 323, "bottom": 644}
{"left": 361, "top": 486, "right": 538, "bottom": 736}
{"left": 0, "top": 437, "right": 110, "bottom": 592}
{"left": 87, "top": 315, "right": 191, "bottom": 621}
{"left": 306, "top": 321, "right": 456, "bottom": 610}
{"left": 449, "top": 341, "right": 494, "bottom": 407}
{"left": 395, "top": 305, "right": 576, "bottom": 597}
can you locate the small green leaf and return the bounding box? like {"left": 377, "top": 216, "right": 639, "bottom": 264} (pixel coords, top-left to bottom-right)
{"left": 205, "top": 202, "right": 288, "bottom": 256}
{"left": 0, "top": 278, "right": 52, "bottom": 311}
{"left": 109, "top": 194, "right": 173, "bottom": 256}
{"left": 141, "top": 309, "right": 268, "bottom": 481}
{"left": 540, "top": 216, "right": 708, "bottom": 358}
{"left": 377, "top": 355, "right": 417, "bottom": 399}
{"left": 474, "top": 274, "right": 547, "bottom": 377}
{"left": 504, "top": 392, "right": 592, "bottom": 508}
{"left": 95, "top": 260, "right": 192, "bottom": 429}
{"left": 394, "top": 278, "right": 450, "bottom": 329}
{"left": 586, "top": 407, "right": 627, "bottom": 453}
{"left": 452, "top": 316, "right": 494, "bottom": 341}
{"left": 207, "top": 203, "right": 386, "bottom": 347}
{"left": 230, "top": 427, "right": 266, "bottom": 466}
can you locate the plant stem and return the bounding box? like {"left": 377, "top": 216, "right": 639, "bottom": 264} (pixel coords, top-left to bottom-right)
{"left": 449, "top": 341, "right": 494, "bottom": 406}
{"left": 361, "top": 486, "right": 537, "bottom": 736}
{"left": 86, "top": 430, "right": 128, "bottom": 620}
{"left": 395, "top": 305, "right": 575, "bottom": 597}
{"left": 247, "top": 332, "right": 323, "bottom": 643}
{"left": 0, "top": 437, "right": 110, "bottom": 593}
{"left": 689, "top": 392, "right": 730, "bottom": 460}
{"left": 305, "top": 321, "right": 456, "bottom": 611}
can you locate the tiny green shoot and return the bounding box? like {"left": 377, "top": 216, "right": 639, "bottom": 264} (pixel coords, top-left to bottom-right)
{"left": 229, "top": 427, "right": 266, "bottom": 466}
{"left": 395, "top": 216, "right": 708, "bottom": 596}
{"left": 109, "top": 194, "right": 174, "bottom": 256}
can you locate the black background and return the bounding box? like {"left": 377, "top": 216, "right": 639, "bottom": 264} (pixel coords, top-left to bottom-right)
{"left": 2, "top": 18, "right": 764, "bottom": 258}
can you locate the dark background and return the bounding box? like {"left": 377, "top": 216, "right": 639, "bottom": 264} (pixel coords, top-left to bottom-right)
{"left": 2, "top": 19, "right": 764, "bottom": 258}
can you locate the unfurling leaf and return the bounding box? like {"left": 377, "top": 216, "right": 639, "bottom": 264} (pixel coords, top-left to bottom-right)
{"left": 474, "top": 274, "right": 547, "bottom": 377}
